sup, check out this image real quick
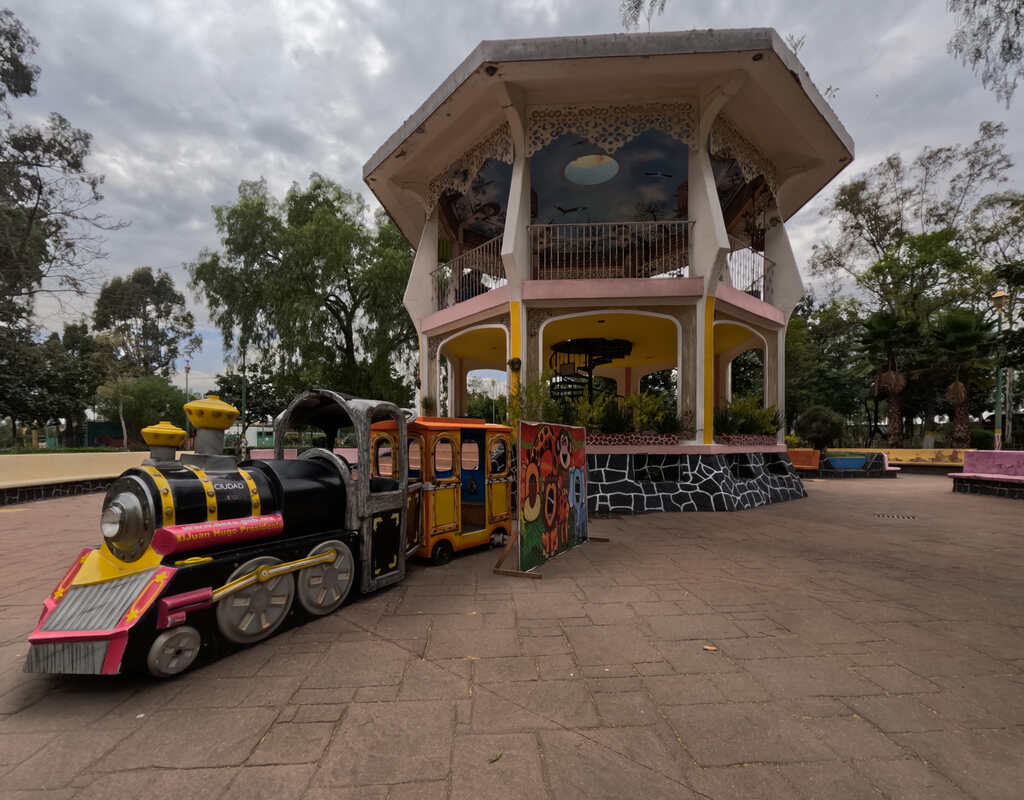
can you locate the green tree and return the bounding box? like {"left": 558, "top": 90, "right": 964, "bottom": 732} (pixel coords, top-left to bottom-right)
{"left": 948, "top": 0, "right": 1024, "bottom": 106}
{"left": 619, "top": 0, "right": 667, "bottom": 31}
{"left": 93, "top": 267, "right": 200, "bottom": 377}
{"left": 794, "top": 405, "right": 845, "bottom": 450}
{"left": 0, "top": 11, "right": 124, "bottom": 327}
{"left": 931, "top": 309, "right": 995, "bottom": 447}
{"left": 96, "top": 375, "right": 189, "bottom": 448}
{"left": 860, "top": 312, "right": 916, "bottom": 447}
{"left": 37, "top": 322, "right": 112, "bottom": 446}
{"left": 189, "top": 174, "right": 415, "bottom": 404}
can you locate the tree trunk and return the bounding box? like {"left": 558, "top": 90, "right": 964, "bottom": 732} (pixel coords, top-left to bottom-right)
{"left": 886, "top": 394, "right": 903, "bottom": 447}
{"left": 118, "top": 396, "right": 128, "bottom": 450}
{"left": 951, "top": 402, "right": 970, "bottom": 449}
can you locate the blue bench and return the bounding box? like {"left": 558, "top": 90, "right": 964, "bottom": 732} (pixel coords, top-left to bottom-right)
{"left": 825, "top": 456, "right": 866, "bottom": 470}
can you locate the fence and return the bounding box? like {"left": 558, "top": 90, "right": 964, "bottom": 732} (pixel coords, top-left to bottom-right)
{"left": 432, "top": 235, "right": 507, "bottom": 310}
{"left": 529, "top": 220, "right": 691, "bottom": 280}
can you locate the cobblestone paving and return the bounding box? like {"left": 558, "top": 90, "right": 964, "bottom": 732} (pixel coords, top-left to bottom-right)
{"left": 0, "top": 475, "right": 1022, "bottom": 799}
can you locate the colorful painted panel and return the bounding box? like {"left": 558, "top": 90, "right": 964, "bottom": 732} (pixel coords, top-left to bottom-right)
{"left": 518, "top": 422, "right": 587, "bottom": 571}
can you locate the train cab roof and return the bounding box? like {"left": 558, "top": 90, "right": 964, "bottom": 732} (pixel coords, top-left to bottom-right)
{"left": 373, "top": 416, "right": 513, "bottom": 435}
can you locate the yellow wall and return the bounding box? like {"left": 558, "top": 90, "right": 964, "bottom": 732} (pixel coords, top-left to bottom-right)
{"left": 703, "top": 299, "right": 715, "bottom": 443}
{"left": 0, "top": 452, "right": 149, "bottom": 489}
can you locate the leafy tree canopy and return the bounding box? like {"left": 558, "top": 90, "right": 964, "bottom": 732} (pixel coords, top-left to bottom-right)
{"left": 93, "top": 266, "right": 200, "bottom": 377}
{"left": 948, "top": 0, "right": 1024, "bottom": 106}
{"left": 189, "top": 174, "right": 415, "bottom": 405}
{"left": 0, "top": 10, "right": 124, "bottom": 327}
{"left": 96, "top": 375, "right": 189, "bottom": 445}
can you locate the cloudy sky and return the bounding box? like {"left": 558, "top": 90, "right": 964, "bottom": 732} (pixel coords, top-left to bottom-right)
{"left": 9, "top": 0, "right": 1024, "bottom": 392}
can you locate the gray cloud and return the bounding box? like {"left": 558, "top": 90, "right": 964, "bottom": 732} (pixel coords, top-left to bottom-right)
{"left": 8, "top": 0, "right": 1024, "bottom": 392}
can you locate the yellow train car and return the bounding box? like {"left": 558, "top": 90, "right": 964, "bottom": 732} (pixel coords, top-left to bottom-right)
{"left": 371, "top": 417, "right": 514, "bottom": 564}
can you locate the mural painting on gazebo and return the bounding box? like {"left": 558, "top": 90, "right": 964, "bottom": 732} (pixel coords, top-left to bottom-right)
{"left": 363, "top": 29, "right": 854, "bottom": 513}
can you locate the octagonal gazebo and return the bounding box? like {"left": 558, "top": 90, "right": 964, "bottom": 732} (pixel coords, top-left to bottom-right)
{"left": 364, "top": 29, "right": 854, "bottom": 512}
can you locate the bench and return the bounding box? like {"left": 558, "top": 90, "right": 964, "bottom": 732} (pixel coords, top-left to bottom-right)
{"left": 950, "top": 451, "right": 1024, "bottom": 500}
{"left": 819, "top": 451, "right": 899, "bottom": 479}
{"left": 788, "top": 449, "right": 820, "bottom": 474}
{"left": 844, "top": 448, "right": 969, "bottom": 469}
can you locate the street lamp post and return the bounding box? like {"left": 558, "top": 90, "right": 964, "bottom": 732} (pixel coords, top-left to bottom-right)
{"left": 992, "top": 290, "right": 1008, "bottom": 450}
{"left": 184, "top": 361, "right": 191, "bottom": 440}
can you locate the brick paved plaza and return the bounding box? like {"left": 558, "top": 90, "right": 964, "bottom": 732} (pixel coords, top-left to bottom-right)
{"left": 0, "top": 475, "right": 1022, "bottom": 799}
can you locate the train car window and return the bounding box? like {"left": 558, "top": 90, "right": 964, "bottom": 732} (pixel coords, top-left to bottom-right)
{"left": 461, "top": 440, "right": 480, "bottom": 471}
{"left": 373, "top": 437, "right": 394, "bottom": 478}
{"left": 408, "top": 438, "right": 422, "bottom": 479}
{"left": 489, "top": 438, "right": 508, "bottom": 476}
{"left": 433, "top": 437, "right": 458, "bottom": 480}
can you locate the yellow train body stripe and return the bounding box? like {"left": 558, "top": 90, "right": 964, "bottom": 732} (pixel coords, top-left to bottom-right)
{"left": 182, "top": 464, "right": 218, "bottom": 521}
{"left": 237, "top": 468, "right": 262, "bottom": 516}
{"left": 141, "top": 466, "right": 175, "bottom": 526}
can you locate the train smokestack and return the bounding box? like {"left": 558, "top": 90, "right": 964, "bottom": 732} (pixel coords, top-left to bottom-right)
{"left": 141, "top": 420, "right": 186, "bottom": 464}
{"left": 182, "top": 395, "right": 240, "bottom": 468}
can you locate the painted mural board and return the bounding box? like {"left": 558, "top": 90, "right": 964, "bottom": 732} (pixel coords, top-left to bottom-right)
{"left": 518, "top": 422, "right": 588, "bottom": 571}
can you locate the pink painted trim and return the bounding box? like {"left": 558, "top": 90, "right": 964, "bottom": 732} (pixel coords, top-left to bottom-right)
{"left": 102, "top": 632, "right": 128, "bottom": 675}
{"left": 152, "top": 513, "right": 284, "bottom": 555}
{"left": 589, "top": 443, "right": 786, "bottom": 455}
{"left": 29, "top": 566, "right": 176, "bottom": 646}
{"left": 715, "top": 284, "right": 785, "bottom": 326}
{"left": 522, "top": 277, "right": 702, "bottom": 301}
{"left": 29, "top": 629, "right": 115, "bottom": 643}
{"left": 157, "top": 587, "right": 213, "bottom": 630}
{"left": 420, "top": 285, "right": 511, "bottom": 332}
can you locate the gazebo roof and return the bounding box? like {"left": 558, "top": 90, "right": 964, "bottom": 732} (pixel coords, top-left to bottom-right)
{"left": 364, "top": 29, "right": 854, "bottom": 246}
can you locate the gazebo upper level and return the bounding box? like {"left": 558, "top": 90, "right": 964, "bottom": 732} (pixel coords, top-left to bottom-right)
{"left": 364, "top": 29, "right": 853, "bottom": 334}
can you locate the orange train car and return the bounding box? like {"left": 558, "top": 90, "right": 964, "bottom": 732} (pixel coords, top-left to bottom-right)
{"left": 371, "top": 417, "right": 514, "bottom": 564}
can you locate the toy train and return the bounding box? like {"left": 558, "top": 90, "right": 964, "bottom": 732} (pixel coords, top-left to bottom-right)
{"left": 25, "top": 389, "right": 425, "bottom": 678}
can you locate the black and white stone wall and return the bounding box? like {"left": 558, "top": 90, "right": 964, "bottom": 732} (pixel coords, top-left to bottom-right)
{"left": 1, "top": 478, "right": 112, "bottom": 507}
{"left": 587, "top": 452, "right": 806, "bottom": 514}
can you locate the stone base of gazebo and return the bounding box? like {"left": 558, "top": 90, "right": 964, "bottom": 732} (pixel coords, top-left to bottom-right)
{"left": 587, "top": 447, "right": 805, "bottom": 514}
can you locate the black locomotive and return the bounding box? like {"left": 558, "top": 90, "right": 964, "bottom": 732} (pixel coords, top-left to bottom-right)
{"left": 25, "top": 389, "right": 413, "bottom": 678}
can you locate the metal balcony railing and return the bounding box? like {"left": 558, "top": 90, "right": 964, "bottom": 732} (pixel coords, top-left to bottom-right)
{"left": 725, "top": 235, "right": 775, "bottom": 301}
{"left": 432, "top": 235, "right": 507, "bottom": 311}
{"left": 528, "top": 220, "right": 691, "bottom": 280}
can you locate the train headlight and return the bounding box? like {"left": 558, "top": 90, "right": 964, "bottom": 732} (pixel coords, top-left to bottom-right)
{"left": 100, "top": 476, "right": 156, "bottom": 562}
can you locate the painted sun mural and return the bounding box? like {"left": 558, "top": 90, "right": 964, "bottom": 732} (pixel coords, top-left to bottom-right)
{"left": 518, "top": 422, "right": 588, "bottom": 571}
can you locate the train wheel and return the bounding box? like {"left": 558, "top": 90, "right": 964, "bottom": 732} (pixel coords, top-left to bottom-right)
{"left": 431, "top": 539, "right": 453, "bottom": 566}
{"left": 216, "top": 556, "right": 295, "bottom": 645}
{"left": 147, "top": 625, "right": 201, "bottom": 678}
{"left": 297, "top": 540, "right": 355, "bottom": 616}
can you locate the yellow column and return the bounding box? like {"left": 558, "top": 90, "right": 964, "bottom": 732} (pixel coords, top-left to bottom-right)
{"left": 508, "top": 300, "right": 522, "bottom": 396}
{"left": 703, "top": 298, "right": 715, "bottom": 444}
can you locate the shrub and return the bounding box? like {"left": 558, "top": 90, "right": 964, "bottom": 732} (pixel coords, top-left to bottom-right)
{"left": 420, "top": 395, "right": 437, "bottom": 415}
{"left": 785, "top": 434, "right": 810, "bottom": 449}
{"left": 969, "top": 426, "right": 994, "bottom": 450}
{"left": 572, "top": 393, "right": 611, "bottom": 431}
{"left": 794, "top": 405, "right": 844, "bottom": 450}
{"left": 623, "top": 392, "right": 667, "bottom": 432}
{"left": 598, "top": 396, "right": 631, "bottom": 434}
{"left": 714, "top": 395, "right": 780, "bottom": 436}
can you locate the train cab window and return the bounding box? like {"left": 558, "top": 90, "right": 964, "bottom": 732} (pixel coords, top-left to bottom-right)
{"left": 489, "top": 438, "right": 508, "bottom": 476}
{"left": 373, "top": 438, "right": 394, "bottom": 478}
{"left": 408, "top": 438, "right": 422, "bottom": 479}
{"left": 461, "top": 440, "right": 480, "bottom": 471}
{"left": 433, "top": 437, "right": 458, "bottom": 481}
{"left": 370, "top": 436, "right": 398, "bottom": 493}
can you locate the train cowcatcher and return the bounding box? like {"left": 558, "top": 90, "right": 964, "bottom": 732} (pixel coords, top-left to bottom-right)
{"left": 24, "top": 388, "right": 435, "bottom": 679}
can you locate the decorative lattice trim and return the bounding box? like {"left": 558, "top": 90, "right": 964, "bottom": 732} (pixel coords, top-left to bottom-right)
{"left": 526, "top": 102, "right": 697, "bottom": 156}
{"left": 709, "top": 115, "right": 778, "bottom": 195}
{"left": 426, "top": 123, "right": 513, "bottom": 211}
